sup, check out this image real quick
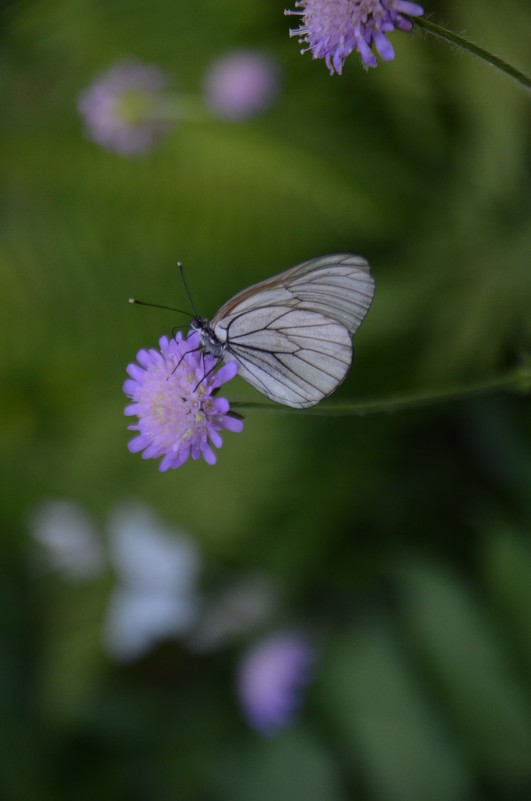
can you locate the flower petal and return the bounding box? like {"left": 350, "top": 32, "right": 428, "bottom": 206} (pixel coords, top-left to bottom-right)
{"left": 123, "top": 380, "right": 139, "bottom": 397}
{"left": 209, "top": 429, "right": 223, "bottom": 449}
{"left": 128, "top": 434, "right": 149, "bottom": 453}
{"left": 210, "top": 397, "right": 230, "bottom": 415}
{"left": 200, "top": 442, "right": 217, "bottom": 465}
{"left": 126, "top": 363, "right": 146, "bottom": 382}
{"left": 396, "top": 1, "right": 424, "bottom": 16}
{"left": 222, "top": 415, "right": 245, "bottom": 433}
{"left": 373, "top": 31, "right": 395, "bottom": 61}
{"left": 212, "top": 361, "right": 239, "bottom": 388}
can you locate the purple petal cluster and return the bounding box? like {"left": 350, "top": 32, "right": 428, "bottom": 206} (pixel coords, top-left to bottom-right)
{"left": 237, "top": 631, "right": 315, "bottom": 734}
{"left": 124, "top": 331, "right": 243, "bottom": 470}
{"left": 78, "top": 59, "right": 174, "bottom": 155}
{"left": 285, "top": 0, "right": 424, "bottom": 73}
{"left": 204, "top": 51, "right": 282, "bottom": 120}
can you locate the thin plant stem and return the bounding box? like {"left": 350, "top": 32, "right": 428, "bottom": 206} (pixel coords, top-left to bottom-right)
{"left": 412, "top": 17, "right": 531, "bottom": 92}
{"left": 231, "top": 365, "right": 531, "bottom": 416}
{"left": 154, "top": 93, "right": 208, "bottom": 122}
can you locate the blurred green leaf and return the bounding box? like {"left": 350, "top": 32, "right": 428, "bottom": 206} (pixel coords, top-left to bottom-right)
{"left": 399, "top": 562, "right": 531, "bottom": 786}
{"left": 482, "top": 527, "right": 531, "bottom": 671}
{"left": 38, "top": 579, "right": 109, "bottom": 725}
{"left": 207, "top": 729, "right": 346, "bottom": 801}
{"left": 320, "top": 619, "right": 471, "bottom": 801}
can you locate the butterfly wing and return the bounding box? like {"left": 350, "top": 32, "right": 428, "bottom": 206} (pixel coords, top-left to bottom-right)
{"left": 211, "top": 254, "right": 375, "bottom": 408}
{"left": 212, "top": 253, "right": 374, "bottom": 334}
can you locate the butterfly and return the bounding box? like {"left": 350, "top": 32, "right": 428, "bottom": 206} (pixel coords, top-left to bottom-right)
{"left": 190, "top": 253, "right": 375, "bottom": 408}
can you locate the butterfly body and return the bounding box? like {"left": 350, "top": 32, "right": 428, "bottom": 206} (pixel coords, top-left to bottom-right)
{"left": 191, "top": 317, "right": 227, "bottom": 359}
{"left": 194, "top": 254, "right": 375, "bottom": 408}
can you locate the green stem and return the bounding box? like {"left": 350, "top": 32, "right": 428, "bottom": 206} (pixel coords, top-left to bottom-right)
{"left": 412, "top": 16, "right": 531, "bottom": 92}
{"left": 151, "top": 93, "right": 209, "bottom": 122}
{"left": 231, "top": 365, "right": 531, "bottom": 416}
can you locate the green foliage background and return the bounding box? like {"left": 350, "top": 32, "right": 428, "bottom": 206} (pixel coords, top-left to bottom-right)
{"left": 1, "top": 0, "right": 531, "bottom": 798}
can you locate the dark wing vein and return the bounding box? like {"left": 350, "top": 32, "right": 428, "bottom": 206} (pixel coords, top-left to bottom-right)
{"left": 212, "top": 254, "right": 375, "bottom": 338}
{"left": 219, "top": 307, "right": 353, "bottom": 408}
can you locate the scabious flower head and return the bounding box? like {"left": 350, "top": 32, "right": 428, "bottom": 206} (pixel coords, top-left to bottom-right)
{"left": 124, "top": 330, "right": 243, "bottom": 470}
{"left": 285, "top": 0, "right": 424, "bottom": 73}
{"left": 78, "top": 59, "right": 175, "bottom": 155}
{"left": 237, "top": 631, "right": 315, "bottom": 735}
{"left": 204, "top": 50, "right": 282, "bottom": 120}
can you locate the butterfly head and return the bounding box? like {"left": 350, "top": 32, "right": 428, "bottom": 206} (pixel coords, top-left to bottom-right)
{"left": 191, "top": 316, "right": 226, "bottom": 360}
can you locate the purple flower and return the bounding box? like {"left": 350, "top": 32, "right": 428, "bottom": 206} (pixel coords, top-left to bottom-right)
{"left": 285, "top": 0, "right": 424, "bottom": 73}
{"left": 78, "top": 59, "right": 175, "bottom": 155}
{"left": 204, "top": 51, "right": 281, "bottom": 120}
{"left": 124, "top": 331, "right": 244, "bottom": 470}
{"left": 237, "top": 631, "right": 315, "bottom": 734}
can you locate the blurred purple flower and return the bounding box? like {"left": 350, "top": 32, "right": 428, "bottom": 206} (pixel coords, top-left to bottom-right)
{"left": 204, "top": 51, "right": 281, "bottom": 120}
{"left": 237, "top": 631, "right": 315, "bottom": 734}
{"left": 78, "top": 59, "right": 175, "bottom": 155}
{"left": 28, "top": 499, "right": 105, "bottom": 581}
{"left": 124, "top": 330, "right": 243, "bottom": 470}
{"left": 103, "top": 504, "right": 201, "bottom": 661}
{"left": 285, "top": 0, "right": 424, "bottom": 73}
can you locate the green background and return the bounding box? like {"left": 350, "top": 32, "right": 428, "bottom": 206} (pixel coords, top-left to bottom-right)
{"left": 1, "top": 0, "right": 531, "bottom": 798}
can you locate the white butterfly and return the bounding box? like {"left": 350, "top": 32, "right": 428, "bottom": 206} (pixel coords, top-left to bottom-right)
{"left": 191, "top": 253, "right": 375, "bottom": 409}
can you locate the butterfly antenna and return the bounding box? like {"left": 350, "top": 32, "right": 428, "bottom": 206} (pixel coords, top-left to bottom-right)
{"left": 178, "top": 262, "right": 199, "bottom": 317}
{"left": 129, "top": 298, "right": 192, "bottom": 317}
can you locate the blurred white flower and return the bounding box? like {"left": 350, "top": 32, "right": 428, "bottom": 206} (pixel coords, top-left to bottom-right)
{"left": 28, "top": 499, "right": 105, "bottom": 580}
{"left": 188, "top": 575, "right": 278, "bottom": 652}
{"left": 103, "top": 503, "right": 201, "bottom": 661}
